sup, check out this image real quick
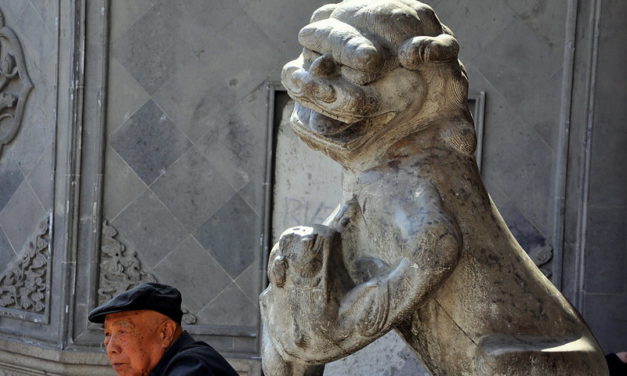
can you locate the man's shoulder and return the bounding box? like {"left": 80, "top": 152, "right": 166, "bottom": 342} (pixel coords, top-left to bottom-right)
{"left": 162, "top": 339, "right": 238, "bottom": 376}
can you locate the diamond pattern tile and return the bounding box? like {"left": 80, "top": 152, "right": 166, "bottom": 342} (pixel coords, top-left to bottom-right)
{"left": 196, "top": 282, "right": 257, "bottom": 327}
{"left": 151, "top": 147, "right": 236, "bottom": 233}
{"left": 6, "top": 109, "right": 52, "bottom": 178}
{"left": 199, "top": 7, "right": 285, "bottom": 80}
{"left": 0, "top": 156, "right": 24, "bottom": 212}
{"left": 103, "top": 147, "right": 148, "bottom": 221}
{"left": 25, "top": 1, "right": 58, "bottom": 34}
{"left": 111, "top": 2, "right": 193, "bottom": 94}
{"left": 195, "top": 193, "right": 258, "bottom": 278}
{"left": 0, "top": 2, "right": 28, "bottom": 24}
{"left": 153, "top": 236, "right": 232, "bottom": 313}
{"left": 234, "top": 263, "right": 261, "bottom": 303}
{"left": 504, "top": 0, "right": 567, "bottom": 46}
{"left": 0, "top": 181, "right": 46, "bottom": 255}
{"left": 26, "top": 152, "right": 53, "bottom": 212}
{"left": 111, "top": 190, "right": 187, "bottom": 268}
{"left": 238, "top": 181, "right": 263, "bottom": 220}
{"left": 196, "top": 111, "right": 261, "bottom": 192}
{"left": 105, "top": 59, "right": 150, "bottom": 137}
{"left": 151, "top": 55, "right": 234, "bottom": 141}
{"left": 110, "top": 100, "right": 192, "bottom": 185}
{"left": 239, "top": 0, "right": 329, "bottom": 57}
{"left": 109, "top": 0, "right": 157, "bottom": 43}
{"left": 429, "top": 0, "right": 513, "bottom": 60}
{"left": 180, "top": 1, "right": 244, "bottom": 35}
{"left": 513, "top": 69, "right": 563, "bottom": 149}
{"left": 152, "top": 27, "right": 279, "bottom": 142}
{"left": 474, "top": 19, "right": 561, "bottom": 107}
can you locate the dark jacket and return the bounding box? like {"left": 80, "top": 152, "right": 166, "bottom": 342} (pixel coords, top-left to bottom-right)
{"left": 149, "top": 331, "right": 238, "bottom": 376}
{"left": 606, "top": 353, "right": 627, "bottom": 376}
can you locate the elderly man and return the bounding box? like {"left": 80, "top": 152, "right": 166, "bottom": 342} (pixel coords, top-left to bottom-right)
{"left": 89, "top": 283, "right": 238, "bottom": 376}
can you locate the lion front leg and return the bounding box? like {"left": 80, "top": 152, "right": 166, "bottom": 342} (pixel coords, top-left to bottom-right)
{"left": 260, "top": 224, "right": 351, "bottom": 369}
{"left": 260, "top": 327, "right": 325, "bottom": 376}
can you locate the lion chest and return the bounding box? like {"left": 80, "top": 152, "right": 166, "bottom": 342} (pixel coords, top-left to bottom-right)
{"left": 333, "top": 175, "right": 452, "bottom": 283}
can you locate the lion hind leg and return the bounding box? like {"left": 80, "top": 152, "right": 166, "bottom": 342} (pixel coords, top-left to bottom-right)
{"left": 477, "top": 334, "right": 609, "bottom": 376}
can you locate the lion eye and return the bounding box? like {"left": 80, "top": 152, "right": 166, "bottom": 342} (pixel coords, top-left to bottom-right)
{"left": 340, "top": 65, "right": 379, "bottom": 85}
{"left": 302, "top": 48, "right": 322, "bottom": 69}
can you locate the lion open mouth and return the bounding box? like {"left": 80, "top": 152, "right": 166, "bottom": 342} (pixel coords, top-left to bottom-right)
{"left": 293, "top": 103, "right": 356, "bottom": 136}
{"left": 290, "top": 102, "right": 397, "bottom": 153}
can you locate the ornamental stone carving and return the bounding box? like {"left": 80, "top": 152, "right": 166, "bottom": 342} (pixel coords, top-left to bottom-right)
{"left": 0, "top": 216, "right": 50, "bottom": 313}
{"left": 98, "top": 220, "right": 157, "bottom": 303}
{"left": 98, "top": 221, "right": 197, "bottom": 324}
{"left": 259, "top": 1, "right": 608, "bottom": 375}
{"left": 0, "top": 10, "right": 33, "bottom": 157}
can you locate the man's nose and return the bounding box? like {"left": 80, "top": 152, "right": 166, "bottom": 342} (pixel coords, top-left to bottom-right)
{"left": 309, "top": 54, "right": 337, "bottom": 78}
{"left": 104, "top": 336, "right": 120, "bottom": 354}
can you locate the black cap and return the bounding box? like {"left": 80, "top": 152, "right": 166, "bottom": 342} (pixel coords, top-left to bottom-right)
{"left": 88, "top": 283, "right": 183, "bottom": 324}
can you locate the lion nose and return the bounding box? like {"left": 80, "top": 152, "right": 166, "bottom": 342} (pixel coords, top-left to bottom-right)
{"left": 309, "top": 54, "right": 337, "bottom": 78}
{"left": 282, "top": 58, "right": 337, "bottom": 103}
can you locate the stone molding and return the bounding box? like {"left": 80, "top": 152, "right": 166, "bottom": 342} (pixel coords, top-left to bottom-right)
{"left": 0, "top": 216, "right": 50, "bottom": 319}
{"left": 0, "top": 336, "right": 257, "bottom": 376}
{"left": 98, "top": 220, "right": 197, "bottom": 324}
{"left": 0, "top": 9, "right": 33, "bottom": 157}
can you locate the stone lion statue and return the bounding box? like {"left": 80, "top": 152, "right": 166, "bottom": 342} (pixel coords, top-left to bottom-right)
{"left": 259, "top": 1, "right": 608, "bottom": 375}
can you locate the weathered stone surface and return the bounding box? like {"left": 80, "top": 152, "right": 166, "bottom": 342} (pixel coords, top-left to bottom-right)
{"left": 260, "top": 1, "right": 608, "bottom": 375}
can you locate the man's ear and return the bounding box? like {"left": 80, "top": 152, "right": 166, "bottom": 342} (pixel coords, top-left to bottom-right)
{"left": 159, "top": 320, "right": 177, "bottom": 347}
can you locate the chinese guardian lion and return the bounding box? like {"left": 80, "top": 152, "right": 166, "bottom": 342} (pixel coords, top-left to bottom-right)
{"left": 259, "top": 1, "right": 608, "bottom": 375}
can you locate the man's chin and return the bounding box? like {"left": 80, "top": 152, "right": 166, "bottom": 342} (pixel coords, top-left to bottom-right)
{"left": 111, "top": 363, "right": 141, "bottom": 376}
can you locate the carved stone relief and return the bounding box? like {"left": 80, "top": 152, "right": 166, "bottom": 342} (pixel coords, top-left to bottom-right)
{"left": 0, "top": 10, "right": 33, "bottom": 157}
{"left": 98, "top": 220, "right": 197, "bottom": 324}
{"left": 0, "top": 216, "right": 50, "bottom": 313}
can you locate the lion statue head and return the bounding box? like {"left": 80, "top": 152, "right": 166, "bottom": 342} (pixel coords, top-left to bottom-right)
{"left": 282, "top": 0, "right": 475, "bottom": 168}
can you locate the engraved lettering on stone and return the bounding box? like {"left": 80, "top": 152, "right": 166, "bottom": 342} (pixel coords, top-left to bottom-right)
{"left": 99, "top": 220, "right": 197, "bottom": 324}
{"left": 260, "top": 1, "right": 608, "bottom": 375}
{"left": 0, "top": 10, "right": 33, "bottom": 157}
{"left": 0, "top": 217, "right": 50, "bottom": 313}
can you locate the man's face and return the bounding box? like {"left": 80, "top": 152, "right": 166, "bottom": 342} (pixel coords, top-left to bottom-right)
{"left": 103, "top": 310, "right": 169, "bottom": 376}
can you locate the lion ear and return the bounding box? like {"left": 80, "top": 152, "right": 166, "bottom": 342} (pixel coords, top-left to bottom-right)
{"left": 310, "top": 3, "right": 337, "bottom": 22}
{"left": 398, "top": 34, "right": 459, "bottom": 70}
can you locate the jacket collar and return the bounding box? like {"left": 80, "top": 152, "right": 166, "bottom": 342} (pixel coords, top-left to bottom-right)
{"left": 149, "top": 331, "right": 194, "bottom": 375}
